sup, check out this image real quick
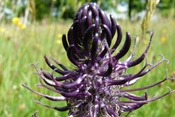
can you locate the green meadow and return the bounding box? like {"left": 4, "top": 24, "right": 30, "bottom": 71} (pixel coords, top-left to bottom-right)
{"left": 0, "top": 17, "right": 175, "bottom": 117}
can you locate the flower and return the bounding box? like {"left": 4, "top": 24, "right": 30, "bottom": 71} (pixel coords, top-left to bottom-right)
{"left": 23, "top": 3, "right": 174, "bottom": 117}
{"left": 17, "top": 23, "right": 26, "bottom": 29}
{"left": 161, "top": 37, "right": 166, "bottom": 44}
{"left": 56, "top": 39, "right": 62, "bottom": 44}
{"left": 12, "top": 17, "right": 20, "bottom": 25}
{"left": 57, "top": 34, "right": 62, "bottom": 38}
{"left": 12, "top": 17, "right": 26, "bottom": 29}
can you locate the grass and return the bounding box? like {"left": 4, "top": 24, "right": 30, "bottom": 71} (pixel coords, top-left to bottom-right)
{"left": 0, "top": 17, "right": 175, "bottom": 117}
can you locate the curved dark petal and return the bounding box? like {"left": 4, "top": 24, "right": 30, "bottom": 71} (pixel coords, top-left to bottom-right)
{"left": 99, "top": 9, "right": 110, "bottom": 28}
{"left": 122, "top": 103, "right": 145, "bottom": 112}
{"left": 107, "top": 63, "right": 147, "bottom": 85}
{"left": 89, "top": 3, "right": 99, "bottom": 17}
{"left": 127, "top": 33, "right": 154, "bottom": 67}
{"left": 111, "top": 24, "right": 122, "bottom": 54}
{"left": 44, "top": 55, "right": 70, "bottom": 75}
{"left": 42, "top": 77, "right": 64, "bottom": 91}
{"left": 125, "top": 36, "right": 137, "bottom": 62}
{"left": 55, "top": 74, "right": 73, "bottom": 81}
{"left": 121, "top": 93, "right": 147, "bottom": 101}
{"left": 77, "top": 4, "right": 88, "bottom": 13}
{"left": 102, "top": 24, "right": 112, "bottom": 46}
{"left": 99, "top": 47, "right": 107, "bottom": 58}
{"left": 62, "top": 74, "right": 86, "bottom": 89}
{"left": 41, "top": 70, "right": 52, "bottom": 80}
{"left": 98, "top": 62, "right": 113, "bottom": 77}
{"left": 62, "top": 34, "right": 68, "bottom": 51}
{"left": 22, "top": 83, "right": 67, "bottom": 101}
{"left": 83, "top": 24, "right": 95, "bottom": 56}
{"left": 98, "top": 9, "right": 106, "bottom": 24}
{"left": 87, "top": 10, "right": 93, "bottom": 26}
{"left": 120, "top": 78, "right": 167, "bottom": 92}
{"left": 77, "top": 9, "right": 83, "bottom": 21}
{"left": 68, "top": 21, "right": 79, "bottom": 45}
{"left": 112, "top": 32, "right": 131, "bottom": 60}
{"left": 99, "top": 25, "right": 112, "bottom": 58}
{"left": 61, "top": 85, "right": 84, "bottom": 97}
{"left": 110, "top": 15, "right": 117, "bottom": 38}
{"left": 100, "top": 30, "right": 106, "bottom": 41}
{"left": 82, "top": 5, "right": 89, "bottom": 18}
{"left": 67, "top": 45, "right": 80, "bottom": 66}
{"left": 94, "top": 16, "right": 100, "bottom": 33}
{"left": 127, "top": 54, "right": 145, "bottom": 68}
{"left": 54, "top": 86, "right": 69, "bottom": 92}
{"left": 119, "top": 88, "right": 175, "bottom": 104}
{"left": 79, "top": 16, "right": 87, "bottom": 40}
{"left": 73, "top": 21, "right": 82, "bottom": 48}
{"left": 137, "top": 56, "right": 168, "bottom": 77}
{"left": 33, "top": 99, "right": 69, "bottom": 111}
{"left": 41, "top": 72, "right": 64, "bottom": 88}
{"left": 75, "top": 4, "right": 88, "bottom": 20}
{"left": 54, "top": 106, "right": 69, "bottom": 111}
{"left": 49, "top": 56, "right": 69, "bottom": 71}
{"left": 68, "top": 20, "right": 81, "bottom": 50}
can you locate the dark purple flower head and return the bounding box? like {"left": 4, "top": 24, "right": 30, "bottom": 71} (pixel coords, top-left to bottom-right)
{"left": 23, "top": 3, "right": 174, "bottom": 117}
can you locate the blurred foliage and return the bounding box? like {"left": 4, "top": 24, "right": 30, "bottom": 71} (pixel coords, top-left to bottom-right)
{"left": 33, "top": 0, "right": 93, "bottom": 20}
{"left": 0, "top": 0, "right": 174, "bottom": 21}
{"left": 97, "top": 0, "right": 116, "bottom": 10}
{"left": 1, "top": 0, "right": 27, "bottom": 19}
{"left": 158, "top": 0, "right": 175, "bottom": 17}
{"left": 158, "top": 0, "right": 174, "bottom": 9}
{"left": 128, "top": 0, "right": 147, "bottom": 20}
{"left": 128, "top": 0, "right": 147, "bottom": 12}
{"left": 35, "top": 0, "right": 51, "bottom": 19}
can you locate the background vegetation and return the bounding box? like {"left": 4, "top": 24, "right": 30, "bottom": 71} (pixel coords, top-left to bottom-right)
{"left": 0, "top": 0, "right": 175, "bottom": 117}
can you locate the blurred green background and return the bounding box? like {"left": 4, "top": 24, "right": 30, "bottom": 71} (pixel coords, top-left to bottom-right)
{"left": 0, "top": 0, "right": 175, "bottom": 117}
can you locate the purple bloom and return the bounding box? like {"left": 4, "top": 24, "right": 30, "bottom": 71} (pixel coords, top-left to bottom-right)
{"left": 23, "top": 3, "right": 174, "bottom": 117}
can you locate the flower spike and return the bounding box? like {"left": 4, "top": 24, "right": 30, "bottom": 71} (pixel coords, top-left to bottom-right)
{"left": 23, "top": 3, "right": 174, "bottom": 117}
